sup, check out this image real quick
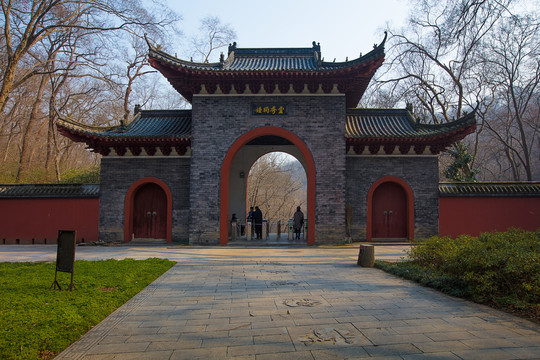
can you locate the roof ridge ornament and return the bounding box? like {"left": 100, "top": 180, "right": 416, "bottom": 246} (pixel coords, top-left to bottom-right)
{"left": 144, "top": 33, "right": 153, "bottom": 50}
{"left": 406, "top": 102, "right": 413, "bottom": 113}
{"left": 373, "top": 31, "right": 388, "bottom": 50}
{"left": 144, "top": 33, "right": 163, "bottom": 52}
{"left": 228, "top": 42, "right": 237, "bottom": 55}
{"left": 379, "top": 31, "right": 388, "bottom": 49}
{"left": 312, "top": 41, "right": 321, "bottom": 67}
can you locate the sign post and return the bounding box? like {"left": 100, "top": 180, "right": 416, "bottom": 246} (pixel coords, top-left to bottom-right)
{"left": 51, "top": 230, "right": 77, "bottom": 291}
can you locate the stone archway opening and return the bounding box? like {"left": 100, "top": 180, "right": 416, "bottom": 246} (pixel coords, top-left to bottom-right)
{"left": 242, "top": 151, "right": 307, "bottom": 242}
{"left": 220, "top": 127, "right": 316, "bottom": 246}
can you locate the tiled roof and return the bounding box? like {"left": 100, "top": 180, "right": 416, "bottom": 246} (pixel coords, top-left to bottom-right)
{"left": 57, "top": 107, "right": 474, "bottom": 156}
{"left": 56, "top": 110, "right": 192, "bottom": 156}
{"left": 345, "top": 109, "right": 476, "bottom": 155}
{"left": 58, "top": 110, "right": 191, "bottom": 140}
{"left": 226, "top": 50, "right": 320, "bottom": 71}
{"left": 346, "top": 109, "right": 476, "bottom": 140}
{"left": 149, "top": 41, "right": 385, "bottom": 73}
{"left": 147, "top": 36, "right": 387, "bottom": 107}
{"left": 0, "top": 184, "right": 100, "bottom": 198}
{"left": 439, "top": 182, "right": 540, "bottom": 197}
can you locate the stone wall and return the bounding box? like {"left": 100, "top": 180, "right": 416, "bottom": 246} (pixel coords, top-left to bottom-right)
{"left": 99, "top": 157, "right": 190, "bottom": 243}
{"left": 190, "top": 95, "right": 347, "bottom": 244}
{"left": 346, "top": 156, "right": 439, "bottom": 240}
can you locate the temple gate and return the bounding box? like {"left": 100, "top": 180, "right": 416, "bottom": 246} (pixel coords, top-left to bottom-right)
{"left": 57, "top": 35, "right": 475, "bottom": 245}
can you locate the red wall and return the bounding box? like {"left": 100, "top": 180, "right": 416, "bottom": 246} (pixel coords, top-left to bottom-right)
{"left": 439, "top": 197, "right": 539, "bottom": 237}
{"left": 0, "top": 198, "right": 99, "bottom": 244}
{"left": 1, "top": 196, "right": 538, "bottom": 244}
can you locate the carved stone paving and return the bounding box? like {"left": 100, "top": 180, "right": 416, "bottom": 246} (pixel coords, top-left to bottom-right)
{"left": 283, "top": 298, "right": 321, "bottom": 307}
{"left": 298, "top": 328, "right": 355, "bottom": 345}
{"left": 259, "top": 261, "right": 285, "bottom": 266}
{"left": 269, "top": 281, "right": 301, "bottom": 286}
{"left": 263, "top": 269, "right": 290, "bottom": 274}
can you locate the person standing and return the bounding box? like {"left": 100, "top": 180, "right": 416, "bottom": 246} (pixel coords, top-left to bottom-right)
{"left": 293, "top": 206, "right": 304, "bottom": 240}
{"left": 253, "top": 206, "right": 263, "bottom": 239}
{"left": 247, "top": 206, "right": 255, "bottom": 238}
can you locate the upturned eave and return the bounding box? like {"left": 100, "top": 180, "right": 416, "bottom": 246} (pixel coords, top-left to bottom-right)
{"left": 147, "top": 34, "right": 387, "bottom": 107}
{"left": 345, "top": 110, "right": 477, "bottom": 155}
{"left": 56, "top": 112, "right": 192, "bottom": 157}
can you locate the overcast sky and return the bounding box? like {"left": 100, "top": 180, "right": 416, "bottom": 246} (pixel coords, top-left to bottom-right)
{"left": 166, "top": 0, "right": 409, "bottom": 62}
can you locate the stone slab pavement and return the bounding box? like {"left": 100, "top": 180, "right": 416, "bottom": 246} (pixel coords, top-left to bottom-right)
{"left": 0, "top": 243, "right": 409, "bottom": 263}
{"left": 2, "top": 244, "right": 540, "bottom": 359}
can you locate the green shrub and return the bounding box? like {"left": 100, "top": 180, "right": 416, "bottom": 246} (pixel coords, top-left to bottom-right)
{"left": 375, "top": 261, "right": 472, "bottom": 298}
{"left": 406, "top": 228, "right": 540, "bottom": 308}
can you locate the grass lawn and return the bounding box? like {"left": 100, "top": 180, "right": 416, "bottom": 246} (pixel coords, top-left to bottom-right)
{"left": 0, "top": 258, "right": 175, "bottom": 360}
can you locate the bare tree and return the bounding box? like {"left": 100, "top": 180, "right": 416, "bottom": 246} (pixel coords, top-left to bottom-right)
{"left": 480, "top": 14, "right": 539, "bottom": 180}
{"left": 118, "top": 36, "right": 158, "bottom": 123}
{"left": 0, "top": 0, "right": 179, "bottom": 114}
{"left": 247, "top": 153, "right": 306, "bottom": 226}
{"left": 190, "top": 16, "right": 236, "bottom": 62}
{"left": 371, "top": 0, "right": 532, "bottom": 180}
{"left": 0, "top": 0, "right": 182, "bottom": 183}
{"left": 382, "top": 0, "right": 510, "bottom": 120}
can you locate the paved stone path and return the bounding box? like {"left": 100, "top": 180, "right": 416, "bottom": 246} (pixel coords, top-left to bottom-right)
{"left": 3, "top": 245, "right": 540, "bottom": 359}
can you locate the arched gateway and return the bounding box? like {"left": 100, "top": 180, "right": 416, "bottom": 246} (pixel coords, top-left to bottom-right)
{"left": 220, "top": 127, "right": 316, "bottom": 245}
{"left": 57, "top": 35, "right": 476, "bottom": 245}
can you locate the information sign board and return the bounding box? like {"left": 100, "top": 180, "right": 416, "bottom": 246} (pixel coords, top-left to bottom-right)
{"left": 56, "top": 230, "right": 76, "bottom": 273}
{"left": 51, "top": 230, "right": 77, "bottom": 290}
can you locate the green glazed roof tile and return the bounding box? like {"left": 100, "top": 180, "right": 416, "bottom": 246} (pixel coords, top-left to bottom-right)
{"left": 58, "top": 110, "right": 191, "bottom": 140}
{"left": 346, "top": 109, "right": 476, "bottom": 139}
{"left": 149, "top": 41, "right": 385, "bottom": 73}
{"left": 439, "top": 182, "right": 540, "bottom": 197}
{"left": 0, "top": 184, "right": 100, "bottom": 198}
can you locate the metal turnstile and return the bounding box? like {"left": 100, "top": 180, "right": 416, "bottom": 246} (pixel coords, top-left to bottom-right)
{"left": 288, "top": 219, "right": 293, "bottom": 240}
{"left": 231, "top": 220, "right": 237, "bottom": 241}
{"left": 262, "top": 219, "right": 268, "bottom": 240}
{"left": 246, "top": 220, "right": 252, "bottom": 240}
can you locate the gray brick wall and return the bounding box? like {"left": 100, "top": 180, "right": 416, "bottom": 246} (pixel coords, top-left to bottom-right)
{"left": 345, "top": 156, "right": 439, "bottom": 241}
{"left": 190, "top": 95, "right": 347, "bottom": 244}
{"left": 99, "top": 157, "right": 190, "bottom": 243}
{"left": 98, "top": 100, "right": 441, "bottom": 246}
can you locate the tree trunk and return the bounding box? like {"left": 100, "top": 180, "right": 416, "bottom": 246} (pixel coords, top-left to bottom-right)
{"left": 0, "top": 60, "right": 18, "bottom": 115}
{"left": 357, "top": 245, "right": 375, "bottom": 267}
{"left": 15, "top": 75, "right": 47, "bottom": 182}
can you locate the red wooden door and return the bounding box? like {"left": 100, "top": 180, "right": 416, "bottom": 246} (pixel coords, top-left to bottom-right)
{"left": 133, "top": 183, "right": 167, "bottom": 239}
{"left": 372, "top": 182, "right": 407, "bottom": 239}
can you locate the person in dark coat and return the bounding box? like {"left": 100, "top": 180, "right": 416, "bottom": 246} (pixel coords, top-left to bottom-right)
{"left": 253, "top": 206, "right": 263, "bottom": 239}
{"left": 293, "top": 206, "right": 304, "bottom": 240}
{"left": 247, "top": 206, "right": 255, "bottom": 237}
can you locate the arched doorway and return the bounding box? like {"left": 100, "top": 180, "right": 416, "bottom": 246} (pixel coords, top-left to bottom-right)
{"left": 245, "top": 152, "right": 307, "bottom": 241}
{"left": 220, "top": 127, "right": 316, "bottom": 245}
{"left": 367, "top": 176, "right": 414, "bottom": 241}
{"left": 133, "top": 183, "right": 167, "bottom": 239}
{"left": 124, "top": 177, "right": 172, "bottom": 243}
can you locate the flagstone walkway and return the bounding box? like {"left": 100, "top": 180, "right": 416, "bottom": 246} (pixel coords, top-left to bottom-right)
{"left": 3, "top": 244, "right": 539, "bottom": 359}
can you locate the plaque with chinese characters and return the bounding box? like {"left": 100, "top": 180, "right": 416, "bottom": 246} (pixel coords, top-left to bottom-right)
{"left": 252, "top": 104, "right": 287, "bottom": 116}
